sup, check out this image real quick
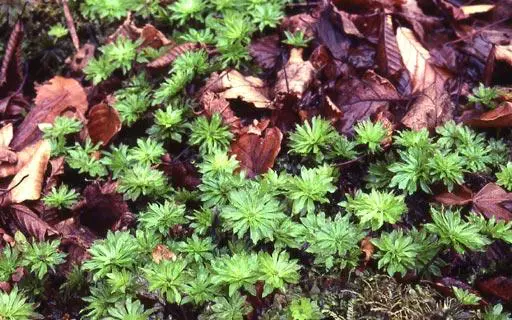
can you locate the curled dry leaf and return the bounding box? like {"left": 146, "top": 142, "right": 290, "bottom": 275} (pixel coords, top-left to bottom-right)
{"left": 9, "top": 205, "right": 59, "bottom": 241}
{"left": 274, "top": 48, "right": 315, "bottom": 101}
{"left": 11, "top": 76, "right": 88, "bottom": 150}
{"left": 0, "top": 20, "right": 24, "bottom": 91}
{"left": 87, "top": 103, "right": 122, "bottom": 146}
{"left": 0, "top": 124, "right": 16, "bottom": 164}
{"left": 377, "top": 14, "right": 402, "bottom": 78}
{"left": 473, "top": 183, "right": 512, "bottom": 221}
{"left": 152, "top": 244, "right": 177, "bottom": 264}
{"left": 108, "top": 13, "right": 172, "bottom": 49}
{"left": 147, "top": 42, "right": 202, "bottom": 68}
{"left": 65, "top": 43, "right": 96, "bottom": 73}
{"left": 204, "top": 70, "right": 271, "bottom": 109}
{"left": 360, "top": 237, "right": 374, "bottom": 265}
{"left": 200, "top": 91, "right": 242, "bottom": 134}
{"left": 230, "top": 127, "right": 282, "bottom": 178}
{"left": 396, "top": 27, "right": 453, "bottom": 130}
{"left": 465, "top": 102, "right": 512, "bottom": 128}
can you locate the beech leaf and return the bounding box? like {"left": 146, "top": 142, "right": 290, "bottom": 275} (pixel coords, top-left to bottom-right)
{"left": 465, "top": 102, "right": 512, "bottom": 128}
{"left": 10, "top": 204, "right": 59, "bottom": 241}
{"left": 274, "top": 48, "right": 315, "bottom": 101}
{"left": 473, "top": 183, "right": 512, "bottom": 222}
{"left": 87, "top": 103, "right": 122, "bottom": 146}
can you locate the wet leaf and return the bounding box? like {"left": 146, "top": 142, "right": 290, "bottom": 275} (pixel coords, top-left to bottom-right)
{"left": 249, "top": 34, "right": 282, "bottom": 70}
{"left": 377, "top": 14, "right": 402, "bottom": 78}
{"left": 465, "top": 102, "right": 512, "bottom": 128}
{"left": 0, "top": 20, "right": 23, "bottom": 91}
{"left": 477, "top": 276, "right": 512, "bottom": 302}
{"left": 434, "top": 185, "right": 474, "bottom": 206}
{"left": 473, "top": 183, "right": 512, "bottom": 221}
{"left": 396, "top": 27, "right": 453, "bottom": 130}
{"left": 11, "top": 76, "right": 88, "bottom": 150}
{"left": 315, "top": 6, "right": 351, "bottom": 60}
{"left": 274, "top": 48, "right": 315, "bottom": 101}
{"left": 152, "top": 244, "right": 177, "bottom": 264}
{"left": 10, "top": 205, "right": 59, "bottom": 241}
{"left": 230, "top": 127, "right": 283, "bottom": 178}
{"left": 87, "top": 103, "right": 122, "bottom": 146}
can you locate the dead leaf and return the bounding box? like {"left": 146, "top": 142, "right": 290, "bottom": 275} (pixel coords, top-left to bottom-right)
{"left": 205, "top": 70, "right": 271, "bottom": 109}
{"left": 66, "top": 43, "right": 95, "bottom": 73}
{"left": 281, "top": 13, "right": 318, "bottom": 38}
{"left": 461, "top": 4, "right": 495, "bottom": 16}
{"left": 0, "top": 124, "right": 13, "bottom": 147}
{"left": 160, "top": 155, "right": 201, "bottom": 190}
{"left": 107, "top": 13, "right": 172, "bottom": 49}
{"left": 87, "top": 103, "right": 122, "bottom": 146}
{"left": 0, "top": 20, "right": 23, "bottom": 91}
{"left": 152, "top": 244, "right": 176, "bottom": 264}
{"left": 8, "top": 140, "right": 51, "bottom": 203}
{"left": 315, "top": 6, "right": 351, "bottom": 60}
{"left": 230, "top": 127, "right": 282, "bottom": 178}
{"left": 200, "top": 91, "right": 242, "bottom": 134}
{"left": 10, "top": 205, "right": 59, "bottom": 241}
{"left": 274, "top": 48, "right": 315, "bottom": 101}
{"left": 360, "top": 237, "right": 374, "bottom": 264}
{"left": 0, "top": 141, "right": 41, "bottom": 178}
{"left": 477, "top": 276, "right": 512, "bottom": 302}
{"left": 473, "top": 183, "right": 512, "bottom": 221}
{"left": 396, "top": 27, "right": 453, "bottom": 130}
{"left": 377, "top": 14, "right": 402, "bottom": 78}
{"left": 434, "top": 0, "right": 468, "bottom": 20}
{"left": 434, "top": 185, "right": 473, "bottom": 206}
{"left": 147, "top": 42, "right": 202, "bottom": 68}
{"left": 495, "top": 45, "right": 512, "bottom": 66}
{"left": 398, "top": 0, "right": 441, "bottom": 41}
{"left": 241, "top": 119, "right": 270, "bottom": 136}
{"left": 332, "top": 6, "right": 363, "bottom": 38}
{"left": 11, "top": 76, "right": 88, "bottom": 150}
{"left": 61, "top": 0, "right": 79, "bottom": 51}
{"left": 465, "top": 102, "right": 512, "bottom": 128}
{"left": 249, "top": 34, "right": 282, "bottom": 70}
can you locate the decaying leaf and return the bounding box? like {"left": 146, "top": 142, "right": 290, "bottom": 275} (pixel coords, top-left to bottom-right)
{"left": 230, "top": 127, "right": 283, "bottom": 178}
{"left": 152, "top": 244, "right": 177, "bottom": 264}
{"left": 11, "top": 76, "right": 88, "bottom": 150}
{"left": 66, "top": 43, "right": 96, "bottom": 73}
{"left": 0, "top": 141, "right": 42, "bottom": 178}
{"left": 0, "top": 124, "right": 16, "bottom": 164}
{"left": 204, "top": 70, "right": 271, "bottom": 109}
{"left": 249, "top": 34, "right": 282, "bottom": 70}
{"left": 495, "top": 44, "right": 512, "bottom": 67}
{"left": 147, "top": 42, "right": 202, "bottom": 68}
{"left": 434, "top": 185, "right": 473, "bottom": 206}
{"left": 274, "top": 48, "right": 315, "bottom": 101}
{"left": 377, "top": 14, "right": 402, "bottom": 78}
{"left": 160, "top": 157, "right": 201, "bottom": 190}
{"left": 398, "top": 0, "right": 441, "bottom": 41}
{"left": 332, "top": 6, "right": 363, "bottom": 38}
{"left": 473, "top": 183, "right": 512, "bottom": 221}
{"left": 465, "top": 102, "right": 512, "bottom": 128}
{"left": 108, "top": 13, "right": 172, "bottom": 49}
{"left": 200, "top": 91, "right": 242, "bottom": 134}
{"left": 396, "top": 27, "right": 453, "bottom": 130}
{"left": 360, "top": 237, "right": 374, "bottom": 265}
{"left": 87, "top": 103, "right": 122, "bottom": 146}
{"left": 10, "top": 205, "right": 59, "bottom": 241}
{"left": 281, "top": 12, "right": 318, "bottom": 38}
{"left": 477, "top": 276, "right": 512, "bottom": 302}
{"left": 0, "top": 20, "right": 24, "bottom": 92}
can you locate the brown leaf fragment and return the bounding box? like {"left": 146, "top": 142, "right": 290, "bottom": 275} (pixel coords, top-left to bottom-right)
{"left": 332, "top": 6, "right": 363, "bottom": 38}
{"left": 11, "top": 76, "right": 88, "bottom": 150}
{"left": 0, "top": 20, "right": 24, "bottom": 91}
{"left": 0, "top": 149, "right": 17, "bottom": 164}
{"left": 477, "top": 276, "right": 512, "bottom": 302}
{"left": 360, "top": 237, "right": 374, "bottom": 265}
{"left": 396, "top": 27, "right": 453, "bottom": 130}
{"left": 434, "top": 185, "right": 473, "bottom": 206}
{"left": 65, "top": 43, "right": 95, "bottom": 73}
{"left": 200, "top": 91, "right": 242, "bottom": 134}
{"left": 0, "top": 141, "right": 41, "bottom": 178}
{"left": 398, "top": 0, "right": 441, "bottom": 41}
{"left": 495, "top": 45, "right": 512, "bottom": 67}
{"left": 315, "top": 7, "right": 351, "bottom": 60}
{"left": 61, "top": 0, "right": 80, "bottom": 51}
{"left": 147, "top": 42, "right": 201, "bottom": 68}
{"left": 205, "top": 70, "right": 271, "bottom": 109}
{"left": 160, "top": 157, "right": 201, "bottom": 190}
{"left": 152, "top": 244, "right": 176, "bottom": 264}
{"left": 473, "top": 183, "right": 512, "bottom": 221}
{"left": 434, "top": 0, "right": 468, "bottom": 20}
{"left": 0, "top": 123, "right": 13, "bottom": 148}
{"left": 465, "top": 102, "right": 512, "bottom": 128}
{"left": 274, "top": 48, "right": 315, "bottom": 101}
{"left": 87, "top": 103, "right": 121, "bottom": 146}
{"left": 249, "top": 34, "right": 282, "bottom": 70}
{"left": 377, "top": 14, "right": 402, "bottom": 78}
{"left": 281, "top": 13, "right": 318, "bottom": 39}
{"left": 230, "top": 127, "right": 283, "bottom": 178}
{"left": 107, "top": 13, "right": 172, "bottom": 49}
{"left": 10, "top": 205, "right": 59, "bottom": 241}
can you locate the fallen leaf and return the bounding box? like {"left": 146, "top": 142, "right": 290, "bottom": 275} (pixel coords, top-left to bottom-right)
{"left": 200, "top": 91, "right": 242, "bottom": 134}
{"left": 396, "top": 27, "right": 453, "bottom": 130}
{"left": 495, "top": 44, "right": 512, "bottom": 66}
{"left": 205, "top": 70, "right": 271, "bottom": 109}
{"left": 10, "top": 205, "right": 59, "bottom": 241}
{"left": 434, "top": 185, "right": 473, "bottom": 206}
{"left": 249, "top": 34, "right": 282, "bottom": 70}
{"left": 65, "top": 43, "right": 95, "bottom": 73}
{"left": 377, "top": 14, "right": 402, "bottom": 78}
{"left": 107, "top": 13, "right": 172, "bottom": 49}
{"left": 281, "top": 12, "right": 318, "bottom": 38}
{"left": 230, "top": 127, "right": 283, "bottom": 178}
{"left": 11, "top": 76, "right": 88, "bottom": 150}
{"left": 465, "top": 102, "right": 512, "bottom": 128}
{"left": 87, "top": 103, "right": 122, "bottom": 146}
{"left": 0, "top": 123, "right": 13, "bottom": 147}
{"left": 461, "top": 4, "right": 495, "bottom": 16}
{"left": 434, "top": 0, "right": 468, "bottom": 20}
{"left": 274, "top": 48, "right": 315, "bottom": 101}
{"left": 241, "top": 119, "right": 270, "bottom": 136}
{"left": 152, "top": 244, "right": 177, "bottom": 264}
{"left": 147, "top": 42, "right": 202, "bottom": 68}
{"left": 160, "top": 157, "right": 201, "bottom": 190}
{"left": 473, "top": 183, "right": 512, "bottom": 221}
{"left": 0, "top": 141, "right": 41, "bottom": 178}
{"left": 315, "top": 6, "right": 351, "bottom": 60}
{"left": 332, "top": 6, "right": 363, "bottom": 38}
{"left": 44, "top": 156, "right": 65, "bottom": 192}
{"left": 398, "top": 0, "right": 441, "bottom": 41}
{"left": 0, "top": 20, "right": 23, "bottom": 91}
{"left": 477, "top": 276, "right": 512, "bottom": 302}
{"left": 360, "top": 237, "right": 374, "bottom": 264}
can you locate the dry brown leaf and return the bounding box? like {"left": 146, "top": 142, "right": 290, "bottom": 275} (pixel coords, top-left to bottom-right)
{"left": 434, "top": 185, "right": 474, "bottom": 206}
{"left": 473, "top": 183, "right": 512, "bottom": 221}
{"left": 8, "top": 140, "right": 51, "bottom": 203}
{"left": 205, "top": 70, "right": 271, "bottom": 109}
{"left": 249, "top": 35, "right": 282, "bottom": 70}
{"left": 66, "top": 43, "right": 95, "bottom": 73}
{"left": 0, "top": 141, "right": 41, "bottom": 178}
{"left": 360, "top": 237, "right": 374, "bottom": 265}
{"left": 10, "top": 205, "right": 59, "bottom": 241}
{"left": 332, "top": 6, "right": 363, "bottom": 38}
{"left": 0, "top": 20, "right": 23, "bottom": 90}
{"left": 396, "top": 27, "right": 453, "bottom": 130}
{"left": 461, "top": 4, "right": 495, "bottom": 15}
{"left": 377, "top": 14, "right": 402, "bottom": 78}
{"left": 274, "top": 48, "right": 315, "bottom": 101}
{"left": 200, "top": 91, "right": 242, "bottom": 134}
{"left": 496, "top": 45, "right": 512, "bottom": 66}
{"left": 107, "top": 14, "right": 172, "bottom": 49}
{"left": 152, "top": 244, "right": 177, "bottom": 264}
{"left": 87, "top": 103, "right": 122, "bottom": 146}
{"left": 465, "top": 102, "right": 512, "bottom": 128}
{"left": 11, "top": 76, "right": 88, "bottom": 150}
{"left": 147, "top": 42, "right": 202, "bottom": 68}
{"left": 230, "top": 127, "right": 283, "bottom": 178}
{"left": 398, "top": 0, "right": 441, "bottom": 41}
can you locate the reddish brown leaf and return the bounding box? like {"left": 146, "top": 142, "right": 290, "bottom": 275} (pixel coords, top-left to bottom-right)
{"left": 230, "top": 127, "right": 283, "bottom": 178}
{"left": 200, "top": 91, "right": 242, "bottom": 134}
{"left": 87, "top": 103, "right": 122, "bottom": 146}
{"left": 139, "top": 24, "right": 173, "bottom": 49}
{"left": 274, "top": 48, "right": 315, "bottom": 101}
{"left": 434, "top": 0, "right": 468, "bottom": 20}
{"left": 281, "top": 12, "right": 318, "bottom": 39}
{"left": 152, "top": 244, "right": 177, "bottom": 264}
{"left": 66, "top": 43, "right": 96, "bottom": 73}
{"left": 477, "top": 276, "right": 512, "bottom": 302}
{"left": 249, "top": 34, "right": 282, "bottom": 70}
{"left": 377, "top": 14, "right": 402, "bottom": 78}
{"left": 465, "top": 102, "right": 512, "bottom": 128}
{"left": 398, "top": 0, "right": 441, "bottom": 42}
{"left": 10, "top": 205, "right": 59, "bottom": 241}
{"left": 147, "top": 42, "right": 202, "bottom": 68}
{"left": 473, "top": 183, "right": 512, "bottom": 221}
{"left": 160, "top": 157, "right": 201, "bottom": 190}
{"left": 61, "top": 0, "right": 80, "bottom": 51}
{"left": 310, "top": 45, "right": 337, "bottom": 80}
{"left": 0, "top": 20, "right": 24, "bottom": 91}
{"left": 11, "top": 77, "right": 88, "bottom": 150}
{"left": 332, "top": 6, "right": 363, "bottom": 38}
{"left": 434, "top": 185, "right": 474, "bottom": 206}
{"left": 315, "top": 6, "right": 351, "bottom": 60}
{"left": 360, "top": 237, "right": 374, "bottom": 265}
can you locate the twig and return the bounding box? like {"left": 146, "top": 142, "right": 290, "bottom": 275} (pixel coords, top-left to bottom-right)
{"left": 61, "top": 0, "right": 80, "bottom": 51}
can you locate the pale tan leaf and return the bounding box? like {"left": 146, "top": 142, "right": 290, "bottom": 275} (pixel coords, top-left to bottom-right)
{"left": 0, "top": 142, "right": 40, "bottom": 177}
{"left": 461, "top": 4, "right": 495, "bottom": 15}
{"left": 8, "top": 140, "right": 51, "bottom": 203}
{"left": 274, "top": 48, "right": 315, "bottom": 100}
{"left": 0, "top": 123, "right": 13, "bottom": 148}
{"left": 152, "top": 244, "right": 176, "bottom": 264}
{"left": 496, "top": 45, "right": 512, "bottom": 66}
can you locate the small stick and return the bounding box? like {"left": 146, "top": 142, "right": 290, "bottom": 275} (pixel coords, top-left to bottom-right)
{"left": 61, "top": 0, "right": 80, "bottom": 51}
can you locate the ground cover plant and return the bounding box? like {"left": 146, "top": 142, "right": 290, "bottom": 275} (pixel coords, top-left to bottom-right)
{"left": 1, "top": 0, "right": 512, "bottom": 319}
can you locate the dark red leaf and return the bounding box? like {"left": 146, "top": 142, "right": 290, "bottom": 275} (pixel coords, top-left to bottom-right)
{"left": 473, "top": 183, "right": 512, "bottom": 221}
{"left": 477, "top": 276, "right": 512, "bottom": 302}
{"left": 87, "top": 103, "right": 122, "bottom": 146}
{"left": 0, "top": 20, "right": 24, "bottom": 92}
{"left": 434, "top": 185, "right": 474, "bottom": 206}
{"left": 465, "top": 102, "right": 512, "bottom": 128}
{"left": 9, "top": 205, "right": 59, "bottom": 241}
{"left": 249, "top": 34, "right": 282, "bottom": 70}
